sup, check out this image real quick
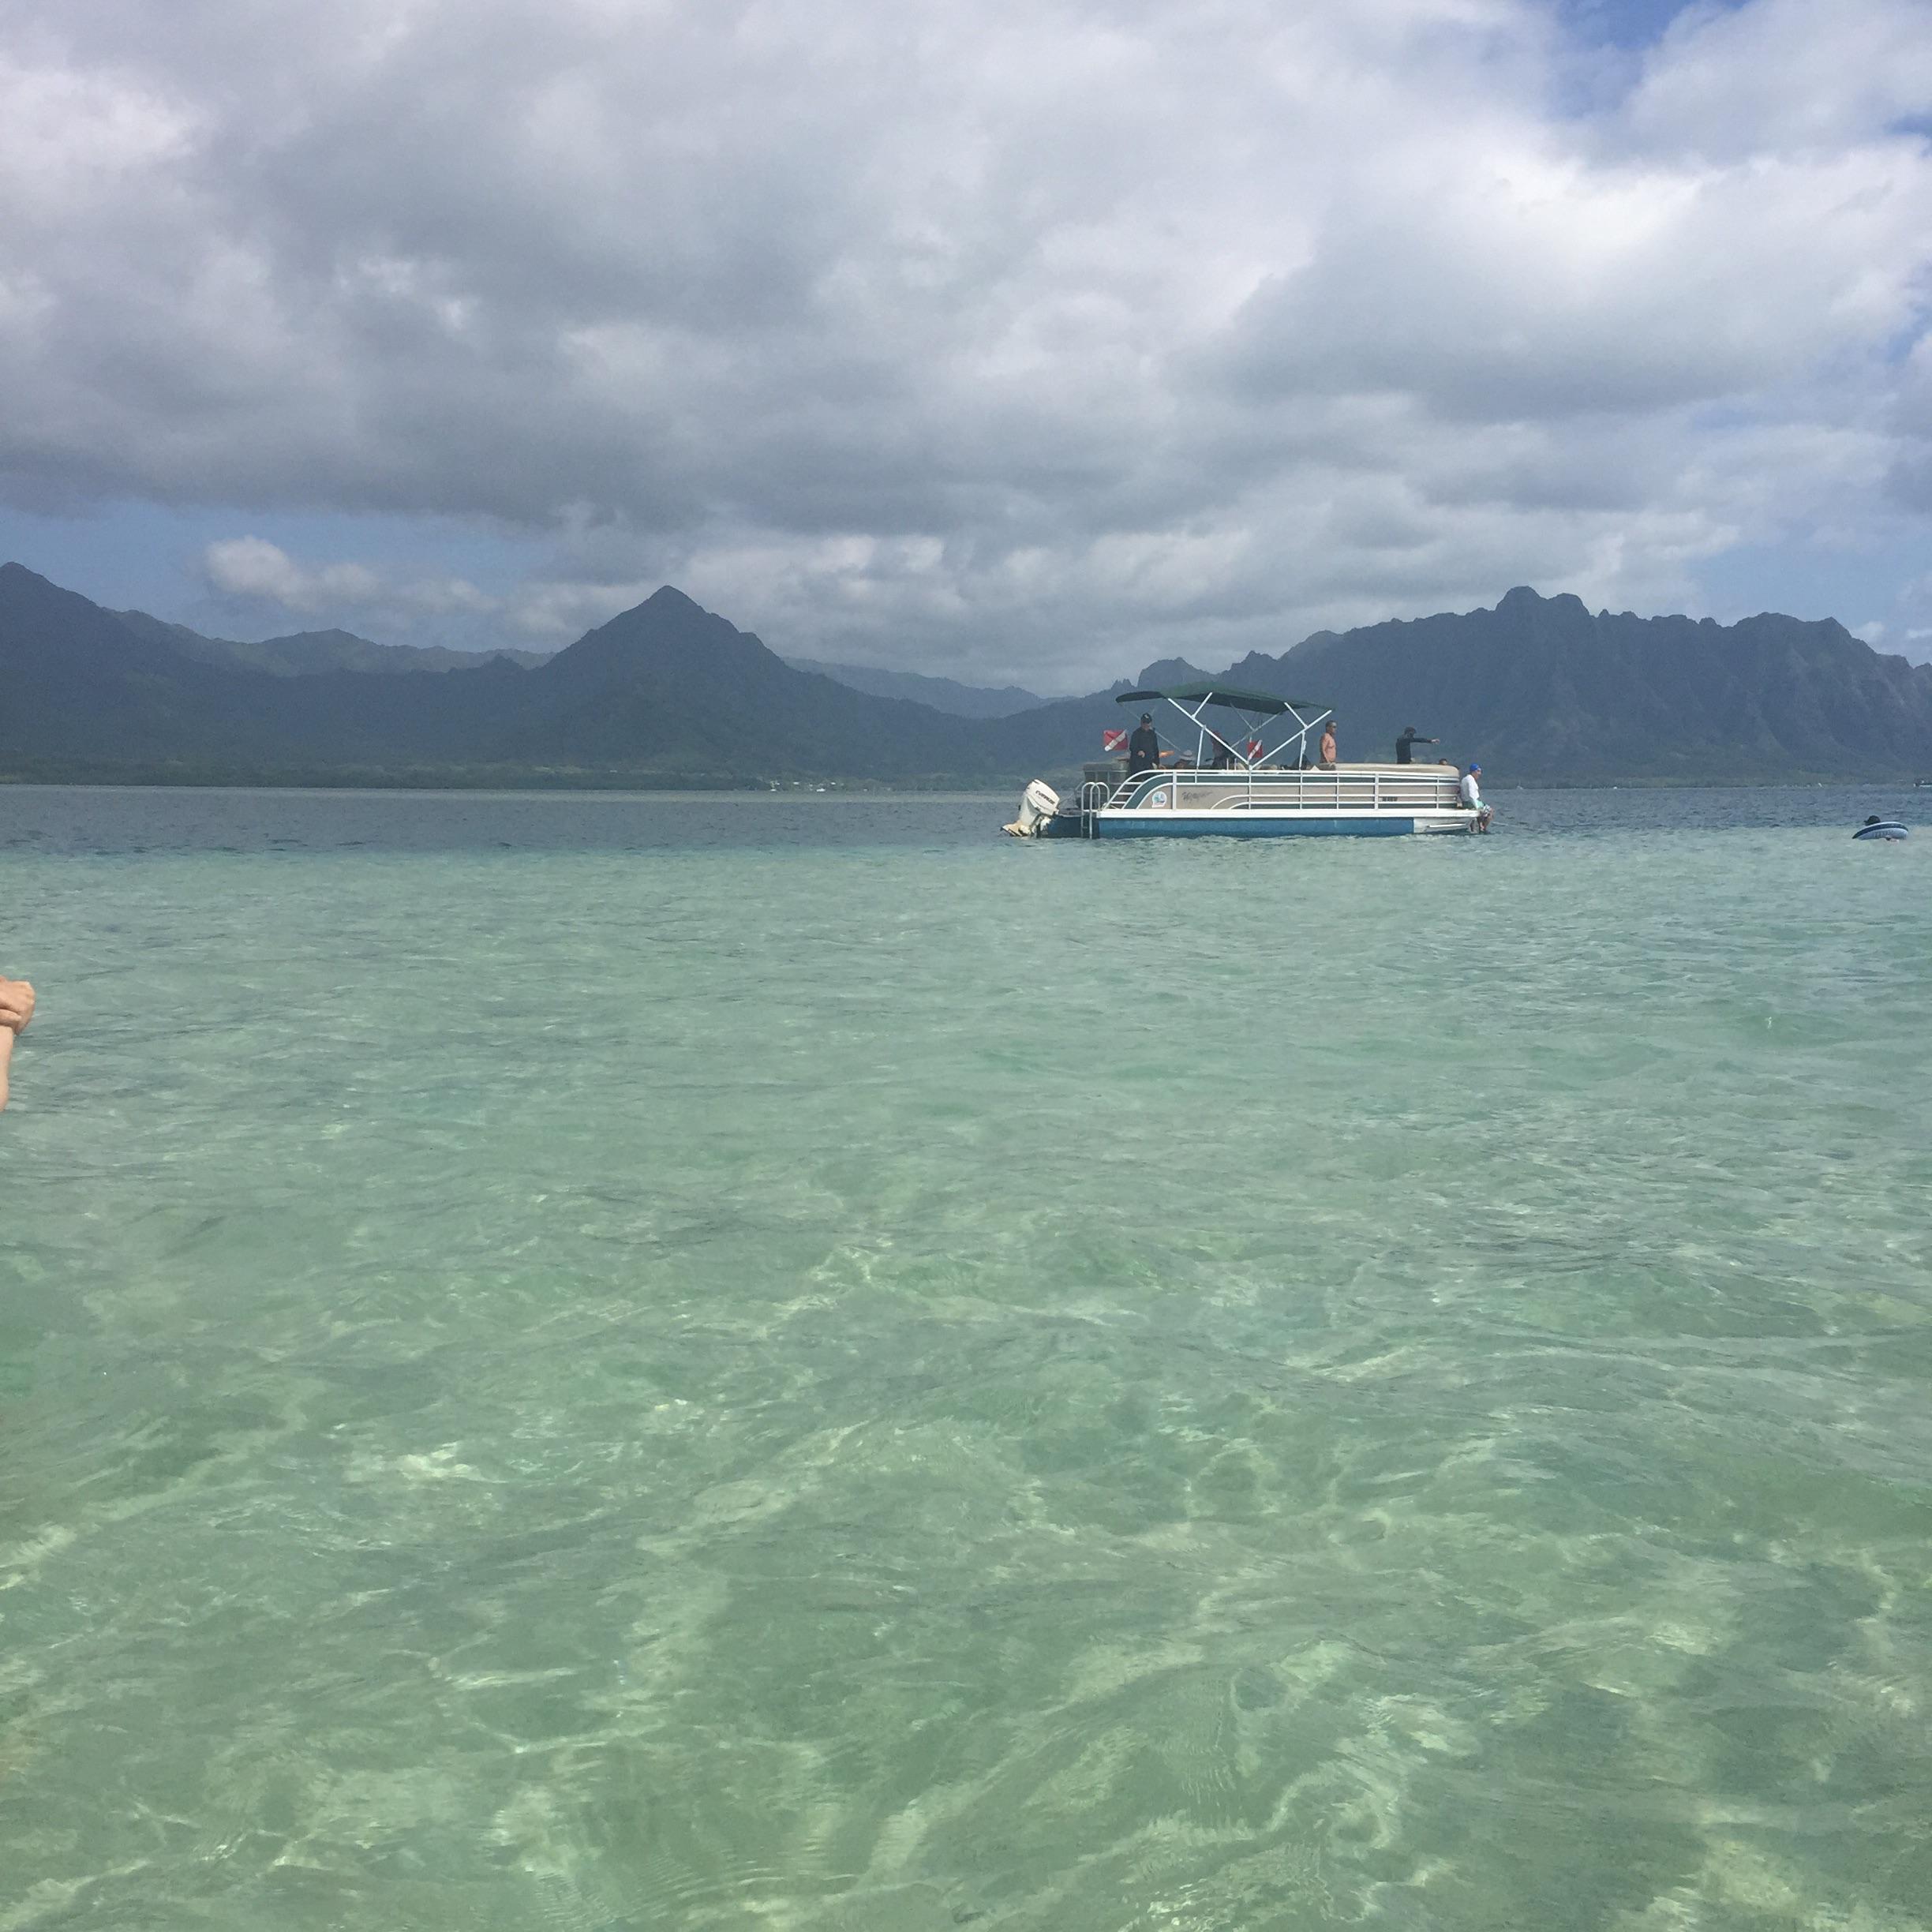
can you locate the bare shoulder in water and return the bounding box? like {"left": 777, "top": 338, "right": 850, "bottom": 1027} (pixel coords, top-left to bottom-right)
{"left": 0, "top": 975, "right": 34, "bottom": 1110}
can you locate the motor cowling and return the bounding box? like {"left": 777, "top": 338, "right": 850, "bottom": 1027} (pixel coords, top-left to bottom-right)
{"left": 1003, "top": 779, "right": 1061, "bottom": 837}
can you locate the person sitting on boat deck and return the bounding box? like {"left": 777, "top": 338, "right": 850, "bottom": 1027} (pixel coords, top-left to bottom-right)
{"left": 1395, "top": 724, "right": 1438, "bottom": 764}
{"left": 1211, "top": 734, "right": 1238, "bottom": 769}
{"left": 1318, "top": 721, "right": 1339, "bottom": 769}
{"left": 1459, "top": 763, "right": 1494, "bottom": 831}
{"left": 1127, "top": 712, "right": 1162, "bottom": 775}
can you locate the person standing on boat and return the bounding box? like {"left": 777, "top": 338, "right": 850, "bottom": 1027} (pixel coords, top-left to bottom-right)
{"left": 1395, "top": 725, "right": 1437, "bottom": 764}
{"left": 1128, "top": 712, "right": 1161, "bottom": 775}
{"left": 1318, "top": 721, "right": 1339, "bottom": 769}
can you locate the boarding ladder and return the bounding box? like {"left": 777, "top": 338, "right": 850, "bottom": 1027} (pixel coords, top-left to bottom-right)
{"left": 1077, "top": 780, "right": 1113, "bottom": 838}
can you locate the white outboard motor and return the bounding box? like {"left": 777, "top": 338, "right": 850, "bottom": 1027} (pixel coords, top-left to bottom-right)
{"left": 1003, "top": 779, "right": 1061, "bottom": 837}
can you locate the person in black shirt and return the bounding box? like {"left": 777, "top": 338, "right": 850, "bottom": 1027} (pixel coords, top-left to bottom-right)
{"left": 1395, "top": 725, "right": 1437, "bottom": 764}
{"left": 1128, "top": 713, "right": 1161, "bottom": 774}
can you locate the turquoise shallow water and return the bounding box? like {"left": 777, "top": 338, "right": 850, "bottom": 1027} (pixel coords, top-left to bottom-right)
{"left": 3, "top": 786, "right": 1931, "bottom": 1931}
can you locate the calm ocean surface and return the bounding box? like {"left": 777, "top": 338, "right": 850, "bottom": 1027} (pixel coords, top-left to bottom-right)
{"left": 3, "top": 784, "right": 1930, "bottom": 1931}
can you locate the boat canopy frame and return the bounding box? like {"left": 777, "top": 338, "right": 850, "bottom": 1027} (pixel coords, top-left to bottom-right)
{"left": 1117, "top": 684, "right": 1333, "bottom": 769}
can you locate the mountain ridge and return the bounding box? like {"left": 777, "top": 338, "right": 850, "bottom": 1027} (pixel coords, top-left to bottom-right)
{"left": 4, "top": 561, "right": 1928, "bottom": 787}
{"left": 781, "top": 656, "right": 1045, "bottom": 718}
{"left": 110, "top": 607, "right": 553, "bottom": 676}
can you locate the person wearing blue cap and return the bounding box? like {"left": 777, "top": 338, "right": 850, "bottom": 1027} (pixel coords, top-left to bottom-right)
{"left": 1458, "top": 763, "right": 1492, "bottom": 832}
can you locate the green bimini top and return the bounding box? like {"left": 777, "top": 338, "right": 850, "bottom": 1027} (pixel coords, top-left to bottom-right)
{"left": 1117, "top": 684, "right": 1318, "bottom": 715}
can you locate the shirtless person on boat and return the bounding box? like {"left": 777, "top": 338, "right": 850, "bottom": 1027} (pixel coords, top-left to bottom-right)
{"left": 0, "top": 976, "right": 35, "bottom": 1111}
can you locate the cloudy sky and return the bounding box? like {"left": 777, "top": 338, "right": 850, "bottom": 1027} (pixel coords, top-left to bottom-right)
{"left": 2, "top": 0, "right": 1930, "bottom": 689}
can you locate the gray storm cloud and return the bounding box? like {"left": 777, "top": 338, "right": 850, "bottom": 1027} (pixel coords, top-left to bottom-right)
{"left": 2, "top": 0, "right": 1930, "bottom": 683}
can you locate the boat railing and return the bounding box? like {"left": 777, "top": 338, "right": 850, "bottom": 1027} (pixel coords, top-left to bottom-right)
{"left": 1076, "top": 779, "right": 1113, "bottom": 838}
{"left": 1103, "top": 766, "right": 1466, "bottom": 813}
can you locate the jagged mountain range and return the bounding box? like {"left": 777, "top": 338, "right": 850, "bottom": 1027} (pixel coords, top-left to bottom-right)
{"left": 2, "top": 562, "right": 1928, "bottom": 785}
{"left": 983, "top": 588, "right": 1932, "bottom": 784}
{"left": 109, "top": 609, "right": 554, "bottom": 676}
{"left": 0, "top": 564, "right": 987, "bottom": 784}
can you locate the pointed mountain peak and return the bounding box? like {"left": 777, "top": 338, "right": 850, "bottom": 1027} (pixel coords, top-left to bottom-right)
{"left": 541, "top": 582, "right": 790, "bottom": 693}
{"left": 551, "top": 585, "right": 706, "bottom": 642}
{"left": 0, "top": 560, "right": 113, "bottom": 620}
{"left": 579, "top": 584, "right": 714, "bottom": 636}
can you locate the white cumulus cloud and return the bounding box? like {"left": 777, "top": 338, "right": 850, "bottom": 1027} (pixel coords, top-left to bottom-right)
{"left": 1, "top": 0, "right": 1929, "bottom": 684}
{"left": 202, "top": 537, "right": 496, "bottom": 629}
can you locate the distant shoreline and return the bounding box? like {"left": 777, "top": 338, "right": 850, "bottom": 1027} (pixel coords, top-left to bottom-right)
{"left": 2, "top": 773, "right": 1923, "bottom": 796}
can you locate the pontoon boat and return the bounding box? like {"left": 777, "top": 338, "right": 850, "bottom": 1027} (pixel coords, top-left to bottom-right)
{"left": 1005, "top": 684, "right": 1485, "bottom": 840}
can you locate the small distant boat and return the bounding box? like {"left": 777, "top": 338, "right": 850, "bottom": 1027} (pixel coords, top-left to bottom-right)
{"left": 1853, "top": 816, "right": 1908, "bottom": 841}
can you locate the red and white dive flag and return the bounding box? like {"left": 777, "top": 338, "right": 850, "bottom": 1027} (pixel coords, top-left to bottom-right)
{"left": 1102, "top": 728, "right": 1128, "bottom": 753}
{"left": 1245, "top": 739, "right": 1264, "bottom": 759}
